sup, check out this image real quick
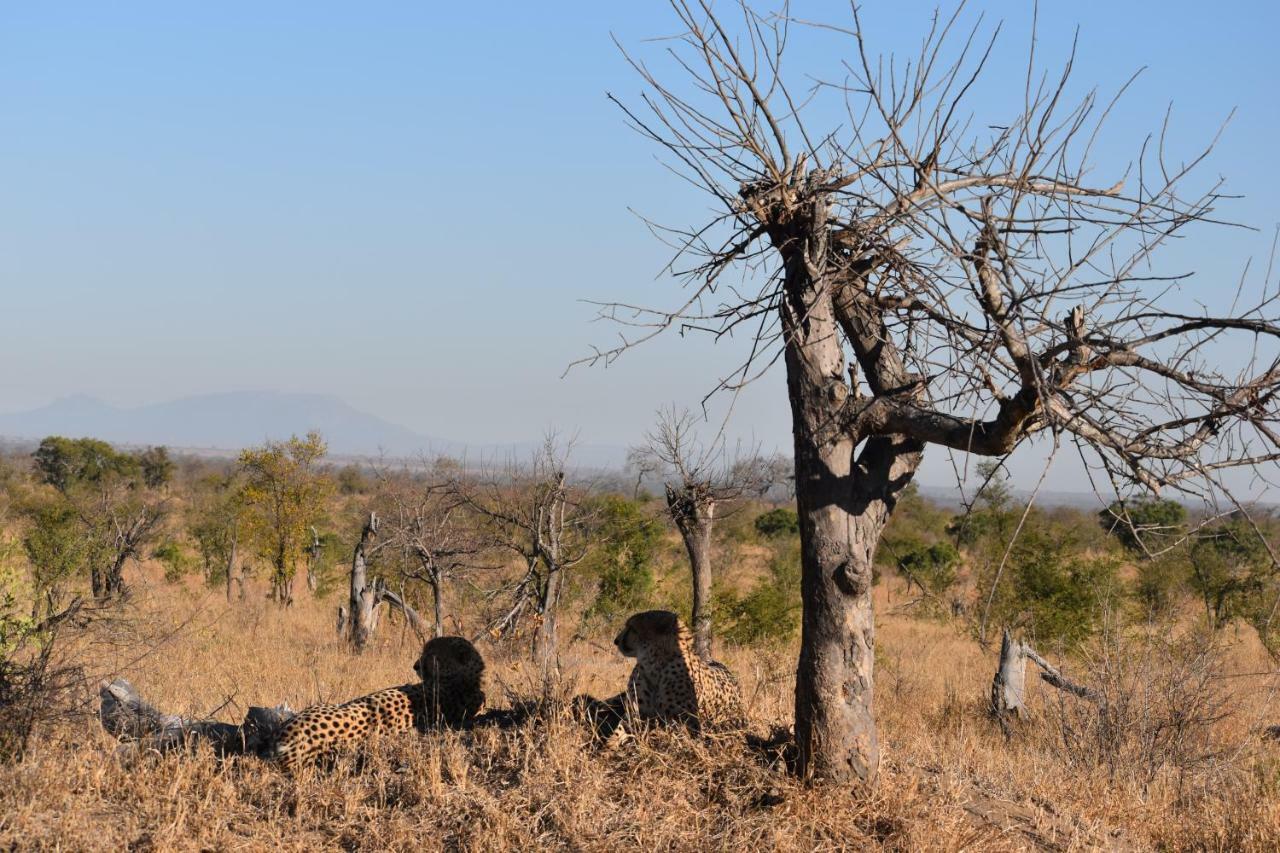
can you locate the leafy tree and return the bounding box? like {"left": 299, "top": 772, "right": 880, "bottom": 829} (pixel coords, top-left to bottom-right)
{"left": 30, "top": 437, "right": 164, "bottom": 599}
{"left": 335, "top": 464, "right": 369, "bottom": 496}
{"left": 187, "top": 472, "right": 243, "bottom": 597}
{"left": 33, "top": 437, "right": 135, "bottom": 493}
{"left": 22, "top": 503, "right": 91, "bottom": 617}
{"left": 1187, "top": 516, "right": 1270, "bottom": 629}
{"left": 1099, "top": 498, "right": 1187, "bottom": 555}
{"left": 137, "top": 446, "right": 174, "bottom": 489}
{"left": 754, "top": 507, "right": 799, "bottom": 539}
{"left": 237, "top": 432, "right": 332, "bottom": 606}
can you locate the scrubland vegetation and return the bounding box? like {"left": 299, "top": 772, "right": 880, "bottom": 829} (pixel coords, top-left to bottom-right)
{"left": 1, "top": 437, "right": 1278, "bottom": 850}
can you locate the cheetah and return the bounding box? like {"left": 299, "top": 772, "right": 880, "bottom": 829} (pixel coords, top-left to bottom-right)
{"left": 606, "top": 610, "right": 744, "bottom": 732}
{"left": 271, "top": 635, "right": 484, "bottom": 771}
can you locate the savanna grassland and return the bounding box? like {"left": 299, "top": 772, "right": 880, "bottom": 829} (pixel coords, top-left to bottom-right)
{"left": 1, "top": 445, "right": 1279, "bottom": 851}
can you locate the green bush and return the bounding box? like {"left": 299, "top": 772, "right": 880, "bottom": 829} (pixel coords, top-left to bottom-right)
{"left": 1098, "top": 498, "right": 1187, "bottom": 554}
{"left": 978, "top": 522, "right": 1120, "bottom": 651}
{"left": 1186, "top": 516, "right": 1270, "bottom": 629}
{"left": 586, "top": 495, "right": 663, "bottom": 620}
{"left": 1133, "top": 552, "right": 1188, "bottom": 620}
{"left": 153, "top": 540, "right": 194, "bottom": 583}
{"left": 23, "top": 502, "right": 90, "bottom": 600}
{"left": 753, "top": 507, "right": 799, "bottom": 539}
{"left": 719, "top": 542, "right": 801, "bottom": 645}
{"left": 897, "top": 541, "right": 959, "bottom": 599}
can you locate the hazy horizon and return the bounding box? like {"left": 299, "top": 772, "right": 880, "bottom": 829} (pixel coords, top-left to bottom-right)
{"left": 4, "top": 1, "right": 1279, "bottom": 495}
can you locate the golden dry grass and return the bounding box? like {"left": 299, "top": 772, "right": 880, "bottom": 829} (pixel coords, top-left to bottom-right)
{"left": 2, "top": 560, "right": 1279, "bottom": 851}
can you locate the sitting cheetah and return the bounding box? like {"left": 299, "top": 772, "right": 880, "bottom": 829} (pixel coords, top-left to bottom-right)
{"left": 271, "top": 635, "right": 484, "bottom": 771}
{"left": 603, "top": 609, "right": 744, "bottom": 733}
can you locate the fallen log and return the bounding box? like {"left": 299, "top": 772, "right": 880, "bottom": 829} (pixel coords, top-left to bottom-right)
{"left": 99, "top": 678, "right": 295, "bottom": 757}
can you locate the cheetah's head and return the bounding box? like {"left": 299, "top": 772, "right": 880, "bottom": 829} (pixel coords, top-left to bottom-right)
{"left": 414, "top": 635, "right": 485, "bottom": 682}
{"left": 614, "top": 610, "right": 685, "bottom": 660}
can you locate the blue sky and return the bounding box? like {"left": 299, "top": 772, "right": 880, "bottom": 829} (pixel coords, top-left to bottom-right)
{"left": 2, "top": 2, "right": 1278, "bottom": 491}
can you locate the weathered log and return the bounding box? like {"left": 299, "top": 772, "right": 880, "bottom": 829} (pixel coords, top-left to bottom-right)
{"left": 99, "top": 678, "right": 294, "bottom": 757}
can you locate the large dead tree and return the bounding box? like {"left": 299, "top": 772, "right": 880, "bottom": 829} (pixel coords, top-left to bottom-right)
{"left": 338, "top": 512, "right": 429, "bottom": 652}
{"left": 378, "top": 468, "right": 491, "bottom": 638}
{"left": 633, "top": 406, "right": 762, "bottom": 658}
{"left": 452, "top": 440, "right": 591, "bottom": 671}
{"left": 582, "top": 2, "right": 1280, "bottom": 784}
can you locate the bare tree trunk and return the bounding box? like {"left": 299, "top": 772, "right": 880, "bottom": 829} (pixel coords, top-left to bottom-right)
{"left": 225, "top": 530, "right": 241, "bottom": 603}
{"left": 305, "top": 526, "right": 321, "bottom": 593}
{"left": 431, "top": 579, "right": 444, "bottom": 639}
{"left": 780, "top": 223, "right": 921, "bottom": 785}
{"left": 91, "top": 567, "right": 108, "bottom": 600}
{"left": 99, "top": 678, "right": 294, "bottom": 756}
{"left": 348, "top": 513, "right": 380, "bottom": 653}
{"left": 989, "top": 629, "right": 1100, "bottom": 727}
{"left": 667, "top": 484, "right": 715, "bottom": 659}
{"left": 104, "top": 552, "right": 129, "bottom": 598}
{"left": 534, "top": 566, "right": 561, "bottom": 671}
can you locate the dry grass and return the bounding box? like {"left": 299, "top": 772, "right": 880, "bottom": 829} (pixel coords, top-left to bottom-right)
{"left": 2, "top": 563, "right": 1278, "bottom": 851}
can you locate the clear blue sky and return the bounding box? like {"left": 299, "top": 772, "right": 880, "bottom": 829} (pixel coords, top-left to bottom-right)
{"left": 2, "top": 2, "right": 1278, "bottom": 491}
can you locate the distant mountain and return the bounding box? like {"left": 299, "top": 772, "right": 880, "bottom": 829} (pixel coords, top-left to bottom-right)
{"left": 0, "top": 392, "right": 629, "bottom": 467}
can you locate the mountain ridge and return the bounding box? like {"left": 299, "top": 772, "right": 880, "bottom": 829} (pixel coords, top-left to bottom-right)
{"left": 0, "top": 391, "right": 628, "bottom": 467}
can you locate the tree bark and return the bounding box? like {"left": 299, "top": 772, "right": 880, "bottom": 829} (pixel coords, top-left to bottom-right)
{"left": 348, "top": 513, "right": 380, "bottom": 653}
{"left": 305, "top": 526, "right": 321, "bottom": 593}
{"left": 225, "top": 529, "right": 242, "bottom": 603}
{"left": 534, "top": 566, "right": 561, "bottom": 671}
{"left": 270, "top": 542, "right": 293, "bottom": 607}
{"left": 431, "top": 579, "right": 444, "bottom": 639}
{"left": 991, "top": 628, "right": 1029, "bottom": 719}
{"left": 104, "top": 552, "right": 129, "bottom": 598}
{"left": 776, "top": 201, "right": 921, "bottom": 785}
{"left": 666, "top": 484, "right": 715, "bottom": 659}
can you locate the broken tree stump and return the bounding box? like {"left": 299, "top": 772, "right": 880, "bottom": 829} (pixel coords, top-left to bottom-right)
{"left": 990, "top": 628, "right": 1030, "bottom": 719}
{"left": 990, "top": 628, "right": 1100, "bottom": 725}
{"left": 99, "top": 678, "right": 295, "bottom": 757}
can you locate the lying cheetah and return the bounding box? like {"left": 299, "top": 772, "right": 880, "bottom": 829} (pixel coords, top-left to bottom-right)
{"left": 272, "top": 635, "right": 484, "bottom": 771}
{"left": 604, "top": 609, "right": 744, "bottom": 732}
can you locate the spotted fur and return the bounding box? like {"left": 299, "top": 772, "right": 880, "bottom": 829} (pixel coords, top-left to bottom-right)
{"left": 272, "top": 636, "right": 484, "bottom": 771}
{"left": 610, "top": 610, "right": 744, "bottom": 731}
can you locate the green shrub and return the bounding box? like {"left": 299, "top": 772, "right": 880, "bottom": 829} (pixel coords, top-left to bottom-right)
{"left": 586, "top": 495, "right": 663, "bottom": 620}
{"left": 1186, "top": 516, "right": 1270, "bottom": 629}
{"left": 719, "top": 542, "right": 801, "bottom": 645}
{"left": 1133, "top": 552, "right": 1188, "bottom": 620}
{"left": 897, "top": 541, "right": 959, "bottom": 599}
{"left": 1098, "top": 498, "right": 1187, "bottom": 554}
{"left": 153, "top": 540, "right": 194, "bottom": 583}
{"left": 753, "top": 507, "right": 799, "bottom": 539}
{"left": 978, "top": 522, "right": 1120, "bottom": 651}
